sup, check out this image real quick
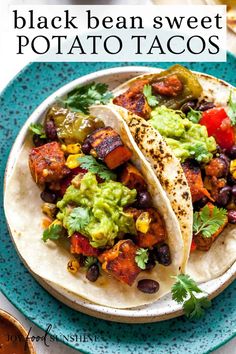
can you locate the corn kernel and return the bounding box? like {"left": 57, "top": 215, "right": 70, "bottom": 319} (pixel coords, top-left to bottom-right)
{"left": 136, "top": 212, "right": 151, "bottom": 234}
{"left": 61, "top": 143, "right": 82, "bottom": 154}
{"left": 230, "top": 160, "right": 236, "bottom": 179}
{"left": 66, "top": 143, "right": 82, "bottom": 154}
{"left": 65, "top": 154, "right": 83, "bottom": 169}
{"left": 61, "top": 144, "right": 67, "bottom": 152}
{"left": 67, "top": 259, "right": 80, "bottom": 274}
{"left": 90, "top": 149, "right": 97, "bottom": 158}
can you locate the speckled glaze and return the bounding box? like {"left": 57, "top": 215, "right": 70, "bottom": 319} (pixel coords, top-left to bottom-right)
{"left": 0, "top": 57, "right": 236, "bottom": 354}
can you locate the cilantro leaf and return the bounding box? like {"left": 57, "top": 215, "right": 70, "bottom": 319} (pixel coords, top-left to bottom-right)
{"left": 78, "top": 155, "right": 117, "bottom": 181}
{"left": 171, "top": 274, "right": 211, "bottom": 319}
{"left": 29, "top": 123, "right": 46, "bottom": 138}
{"left": 42, "top": 223, "right": 65, "bottom": 242}
{"left": 228, "top": 90, "right": 236, "bottom": 126}
{"left": 193, "top": 205, "right": 227, "bottom": 238}
{"left": 135, "top": 248, "right": 149, "bottom": 270}
{"left": 66, "top": 207, "right": 90, "bottom": 236}
{"left": 60, "top": 82, "right": 113, "bottom": 114}
{"left": 143, "top": 84, "right": 159, "bottom": 107}
{"left": 184, "top": 295, "right": 211, "bottom": 319}
{"left": 84, "top": 256, "right": 98, "bottom": 269}
{"left": 187, "top": 107, "right": 202, "bottom": 124}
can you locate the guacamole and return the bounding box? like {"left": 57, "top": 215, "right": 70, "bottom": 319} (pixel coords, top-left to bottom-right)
{"left": 57, "top": 172, "right": 137, "bottom": 248}
{"left": 149, "top": 106, "right": 216, "bottom": 163}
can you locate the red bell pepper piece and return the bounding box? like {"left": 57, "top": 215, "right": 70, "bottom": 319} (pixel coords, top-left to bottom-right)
{"left": 190, "top": 239, "right": 197, "bottom": 252}
{"left": 70, "top": 233, "right": 100, "bottom": 257}
{"left": 199, "top": 108, "right": 235, "bottom": 150}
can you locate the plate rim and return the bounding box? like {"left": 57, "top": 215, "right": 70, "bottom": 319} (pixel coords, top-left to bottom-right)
{"left": 4, "top": 65, "right": 236, "bottom": 322}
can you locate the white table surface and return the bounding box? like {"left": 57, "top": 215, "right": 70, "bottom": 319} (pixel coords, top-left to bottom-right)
{"left": 0, "top": 0, "right": 235, "bottom": 353}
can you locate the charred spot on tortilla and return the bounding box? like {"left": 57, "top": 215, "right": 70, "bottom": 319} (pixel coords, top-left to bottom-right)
{"left": 147, "top": 139, "right": 155, "bottom": 144}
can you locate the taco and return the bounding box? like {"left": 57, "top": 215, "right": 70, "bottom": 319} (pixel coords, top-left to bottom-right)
{"left": 111, "top": 64, "right": 236, "bottom": 283}
{"left": 4, "top": 103, "right": 184, "bottom": 308}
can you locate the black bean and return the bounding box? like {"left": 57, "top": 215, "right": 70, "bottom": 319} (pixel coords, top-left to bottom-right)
{"left": 155, "top": 243, "right": 171, "bottom": 266}
{"left": 216, "top": 186, "right": 232, "bottom": 206}
{"left": 136, "top": 191, "right": 152, "bottom": 209}
{"left": 145, "top": 253, "right": 156, "bottom": 271}
{"left": 228, "top": 210, "right": 236, "bottom": 224}
{"left": 77, "top": 254, "right": 86, "bottom": 267}
{"left": 44, "top": 119, "right": 58, "bottom": 140}
{"left": 137, "top": 279, "right": 159, "bottom": 294}
{"left": 197, "top": 101, "right": 215, "bottom": 112}
{"left": 219, "top": 154, "right": 230, "bottom": 174}
{"left": 227, "top": 174, "right": 236, "bottom": 186}
{"left": 232, "top": 185, "right": 236, "bottom": 198}
{"left": 82, "top": 140, "right": 92, "bottom": 155}
{"left": 228, "top": 145, "right": 236, "bottom": 159}
{"left": 181, "top": 101, "right": 197, "bottom": 114}
{"left": 193, "top": 196, "right": 209, "bottom": 211}
{"left": 86, "top": 264, "right": 99, "bottom": 282}
{"left": 33, "top": 134, "right": 47, "bottom": 147}
{"left": 40, "top": 189, "right": 57, "bottom": 203}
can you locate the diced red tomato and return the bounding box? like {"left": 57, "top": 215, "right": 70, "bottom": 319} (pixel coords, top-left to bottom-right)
{"left": 199, "top": 108, "right": 235, "bottom": 150}
{"left": 59, "top": 167, "right": 87, "bottom": 196}
{"left": 70, "top": 233, "right": 100, "bottom": 257}
{"left": 190, "top": 239, "right": 197, "bottom": 252}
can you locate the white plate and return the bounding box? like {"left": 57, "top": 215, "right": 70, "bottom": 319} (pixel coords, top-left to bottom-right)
{"left": 4, "top": 66, "right": 236, "bottom": 323}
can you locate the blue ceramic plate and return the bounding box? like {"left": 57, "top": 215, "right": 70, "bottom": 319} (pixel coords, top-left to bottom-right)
{"left": 0, "top": 56, "right": 236, "bottom": 354}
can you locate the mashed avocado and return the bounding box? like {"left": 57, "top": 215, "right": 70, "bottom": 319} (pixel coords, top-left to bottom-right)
{"left": 149, "top": 106, "right": 216, "bottom": 163}
{"left": 57, "top": 172, "right": 137, "bottom": 248}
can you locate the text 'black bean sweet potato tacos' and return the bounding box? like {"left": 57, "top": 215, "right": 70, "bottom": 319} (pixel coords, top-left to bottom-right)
{"left": 111, "top": 64, "right": 236, "bottom": 283}
{"left": 4, "top": 102, "right": 184, "bottom": 309}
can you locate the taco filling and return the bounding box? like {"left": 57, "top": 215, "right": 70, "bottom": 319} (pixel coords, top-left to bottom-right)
{"left": 113, "top": 64, "right": 236, "bottom": 256}
{"left": 28, "top": 106, "right": 173, "bottom": 292}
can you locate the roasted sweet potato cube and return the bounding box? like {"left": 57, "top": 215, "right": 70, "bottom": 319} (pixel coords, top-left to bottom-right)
{"left": 194, "top": 202, "right": 228, "bottom": 251}
{"left": 151, "top": 75, "right": 183, "bottom": 97}
{"left": 182, "top": 160, "right": 213, "bottom": 203}
{"left": 70, "top": 233, "right": 100, "bottom": 257}
{"left": 87, "top": 127, "right": 132, "bottom": 169}
{"left": 205, "top": 158, "right": 227, "bottom": 178}
{"left": 119, "top": 163, "right": 147, "bottom": 191}
{"left": 98, "top": 240, "right": 141, "bottom": 286}
{"left": 113, "top": 80, "right": 151, "bottom": 119}
{"left": 104, "top": 146, "right": 132, "bottom": 170}
{"left": 114, "top": 93, "right": 151, "bottom": 119}
{"left": 126, "top": 79, "right": 149, "bottom": 95}
{"left": 29, "top": 142, "right": 69, "bottom": 185}
{"left": 135, "top": 208, "right": 166, "bottom": 249}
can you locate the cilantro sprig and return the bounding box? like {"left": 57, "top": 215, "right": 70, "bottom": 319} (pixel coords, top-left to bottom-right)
{"left": 143, "top": 84, "right": 159, "bottom": 107}
{"left": 29, "top": 123, "right": 46, "bottom": 138}
{"left": 42, "top": 223, "right": 65, "bottom": 242}
{"left": 193, "top": 205, "right": 227, "bottom": 238}
{"left": 171, "top": 274, "right": 211, "bottom": 319}
{"left": 60, "top": 82, "right": 113, "bottom": 114}
{"left": 66, "top": 207, "right": 90, "bottom": 236}
{"left": 187, "top": 107, "right": 202, "bottom": 124}
{"left": 78, "top": 155, "right": 117, "bottom": 181}
{"left": 135, "top": 248, "right": 149, "bottom": 270}
{"left": 228, "top": 90, "right": 236, "bottom": 126}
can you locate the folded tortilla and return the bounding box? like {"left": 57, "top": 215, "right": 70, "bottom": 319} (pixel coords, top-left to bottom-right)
{"left": 4, "top": 105, "right": 184, "bottom": 308}
{"left": 112, "top": 69, "right": 236, "bottom": 283}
